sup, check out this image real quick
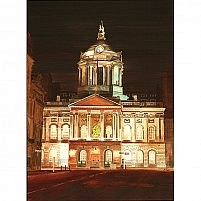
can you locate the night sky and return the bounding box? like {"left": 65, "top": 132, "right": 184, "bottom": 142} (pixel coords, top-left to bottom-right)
{"left": 28, "top": 0, "right": 173, "bottom": 93}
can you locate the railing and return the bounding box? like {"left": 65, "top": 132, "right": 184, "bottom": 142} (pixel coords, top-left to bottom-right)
{"left": 121, "top": 101, "right": 163, "bottom": 107}
{"left": 46, "top": 102, "right": 70, "bottom": 106}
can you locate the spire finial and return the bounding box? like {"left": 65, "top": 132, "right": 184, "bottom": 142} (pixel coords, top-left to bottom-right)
{"left": 97, "top": 20, "right": 106, "bottom": 40}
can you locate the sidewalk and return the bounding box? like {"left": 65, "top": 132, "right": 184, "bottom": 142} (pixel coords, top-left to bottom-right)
{"left": 27, "top": 170, "right": 70, "bottom": 177}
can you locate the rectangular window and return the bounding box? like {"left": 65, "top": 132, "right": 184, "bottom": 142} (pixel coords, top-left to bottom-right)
{"left": 97, "top": 67, "right": 103, "bottom": 85}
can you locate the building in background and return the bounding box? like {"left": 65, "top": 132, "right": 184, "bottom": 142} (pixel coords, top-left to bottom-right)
{"left": 41, "top": 23, "right": 167, "bottom": 169}
{"left": 27, "top": 33, "right": 53, "bottom": 171}
{"left": 162, "top": 72, "right": 174, "bottom": 167}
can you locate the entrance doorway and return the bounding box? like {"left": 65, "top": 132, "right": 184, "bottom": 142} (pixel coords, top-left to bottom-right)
{"left": 90, "top": 154, "right": 100, "bottom": 168}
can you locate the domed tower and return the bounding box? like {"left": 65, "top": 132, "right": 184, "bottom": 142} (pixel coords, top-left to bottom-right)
{"left": 77, "top": 21, "right": 128, "bottom": 100}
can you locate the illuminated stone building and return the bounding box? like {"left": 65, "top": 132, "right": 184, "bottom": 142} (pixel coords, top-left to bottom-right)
{"left": 41, "top": 23, "right": 166, "bottom": 169}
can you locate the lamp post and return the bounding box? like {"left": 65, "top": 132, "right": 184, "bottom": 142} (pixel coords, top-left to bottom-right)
{"left": 53, "top": 157, "right": 55, "bottom": 173}
{"left": 119, "top": 151, "right": 126, "bottom": 169}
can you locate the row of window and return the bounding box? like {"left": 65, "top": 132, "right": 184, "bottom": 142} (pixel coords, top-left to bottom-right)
{"left": 49, "top": 124, "right": 70, "bottom": 139}
{"left": 79, "top": 149, "right": 156, "bottom": 165}
{"left": 48, "top": 124, "right": 157, "bottom": 141}
{"left": 123, "top": 124, "right": 156, "bottom": 140}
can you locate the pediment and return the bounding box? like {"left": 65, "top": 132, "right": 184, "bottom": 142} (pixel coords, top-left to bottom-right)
{"left": 69, "top": 94, "right": 121, "bottom": 107}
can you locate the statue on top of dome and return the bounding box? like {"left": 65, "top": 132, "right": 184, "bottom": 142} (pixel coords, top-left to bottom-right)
{"left": 97, "top": 20, "right": 106, "bottom": 40}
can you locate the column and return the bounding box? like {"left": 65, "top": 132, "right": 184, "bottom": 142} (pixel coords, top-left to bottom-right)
{"left": 70, "top": 114, "right": 74, "bottom": 140}
{"left": 46, "top": 118, "right": 50, "bottom": 141}
{"left": 112, "top": 113, "right": 116, "bottom": 141}
{"left": 42, "top": 119, "right": 45, "bottom": 141}
{"left": 119, "top": 69, "right": 122, "bottom": 86}
{"left": 87, "top": 113, "right": 91, "bottom": 140}
{"left": 94, "top": 65, "right": 97, "bottom": 87}
{"left": 120, "top": 113, "right": 123, "bottom": 141}
{"left": 155, "top": 117, "right": 160, "bottom": 142}
{"left": 74, "top": 113, "right": 78, "bottom": 140}
{"left": 116, "top": 113, "right": 120, "bottom": 140}
{"left": 131, "top": 115, "right": 135, "bottom": 142}
{"left": 133, "top": 116, "right": 136, "bottom": 142}
{"left": 101, "top": 112, "right": 104, "bottom": 140}
{"left": 143, "top": 116, "right": 148, "bottom": 143}
{"left": 78, "top": 68, "right": 81, "bottom": 86}
{"left": 107, "top": 66, "right": 110, "bottom": 85}
{"left": 58, "top": 124, "right": 62, "bottom": 141}
{"left": 160, "top": 117, "right": 165, "bottom": 142}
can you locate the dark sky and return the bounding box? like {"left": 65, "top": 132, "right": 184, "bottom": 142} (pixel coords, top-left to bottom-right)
{"left": 28, "top": 0, "right": 173, "bottom": 93}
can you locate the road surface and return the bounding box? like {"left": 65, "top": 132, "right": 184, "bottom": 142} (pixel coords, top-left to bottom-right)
{"left": 28, "top": 169, "right": 173, "bottom": 201}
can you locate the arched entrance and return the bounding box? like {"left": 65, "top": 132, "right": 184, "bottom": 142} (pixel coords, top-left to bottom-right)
{"left": 90, "top": 147, "right": 100, "bottom": 168}
{"left": 124, "top": 149, "right": 132, "bottom": 167}
{"left": 104, "top": 149, "right": 113, "bottom": 167}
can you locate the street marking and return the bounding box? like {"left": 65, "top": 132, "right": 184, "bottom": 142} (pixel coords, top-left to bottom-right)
{"left": 28, "top": 182, "right": 65, "bottom": 195}
{"left": 28, "top": 171, "right": 108, "bottom": 195}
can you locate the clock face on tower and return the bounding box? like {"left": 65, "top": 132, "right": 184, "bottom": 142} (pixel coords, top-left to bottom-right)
{"left": 95, "top": 45, "right": 104, "bottom": 53}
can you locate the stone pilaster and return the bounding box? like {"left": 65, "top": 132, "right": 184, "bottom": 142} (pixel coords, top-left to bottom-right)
{"left": 160, "top": 117, "right": 165, "bottom": 142}
{"left": 112, "top": 113, "right": 116, "bottom": 141}
{"left": 101, "top": 112, "right": 104, "bottom": 140}
{"left": 74, "top": 113, "right": 78, "bottom": 139}
{"left": 70, "top": 114, "right": 74, "bottom": 140}
{"left": 87, "top": 113, "right": 91, "bottom": 140}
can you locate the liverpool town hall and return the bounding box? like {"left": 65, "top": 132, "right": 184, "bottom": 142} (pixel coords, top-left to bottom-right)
{"left": 40, "top": 23, "right": 167, "bottom": 170}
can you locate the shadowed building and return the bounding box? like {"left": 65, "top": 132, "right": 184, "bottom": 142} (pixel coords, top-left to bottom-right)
{"left": 27, "top": 33, "right": 53, "bottom": 171}
{"left": 162, "top": 72, "right": 174, "bottom": 167}
{"left": 41, "top": 23, "right": 166, "bottom": 169}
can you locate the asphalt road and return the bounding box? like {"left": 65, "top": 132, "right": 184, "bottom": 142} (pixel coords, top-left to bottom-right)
{"left": 28, "top": 169, "right": 173, "bottom": 201}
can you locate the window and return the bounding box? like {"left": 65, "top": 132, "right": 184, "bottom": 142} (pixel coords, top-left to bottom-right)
{"left": 148, "top": 150, "right": 156, "bottom": 165}
{"left": 105, "top": 125, "right": 112, "bottom": 138}
{"left": 123, "top": 125, "right": 132, "bottom": 140}
{"left": 97, "top": 67, "right": 103, "bottom": 85}
{"left": 80, "top": 150, "right": 87, "bottom": 162}
{"left": 136, "top": 125, "right": 144, "bottom": 140}
{"left": 81, "top": 125, "right": 88, "bottom": 139}
{"left": 148, "top": 126, "right": 155, "bottom": 140}
{"left": 61, "top": 124, "right": 70, "bottom": 139}
{"left": 137, "top": 150, "right": 144, "bottom": 164}
{"left": 124, "top": 150, "right": 132, "bottom": 162}
{"left": 105, "top": 150, "right": 113, "bottom": 162}
{"left": 50, "top": 124, "right": 57, "bottom": 139}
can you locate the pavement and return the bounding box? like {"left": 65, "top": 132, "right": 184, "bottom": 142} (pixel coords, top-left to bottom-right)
{"left": 28, "top": 167, "right": 174, "bottom": 176}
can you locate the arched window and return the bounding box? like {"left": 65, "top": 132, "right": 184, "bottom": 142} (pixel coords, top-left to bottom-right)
{"left": 80, "top": 150, "right": 87, "bottom": 162}
{"left": 148, "top": 126, "right": 155, "bottom": 140}
{"left": 61, "top": 124, "right": 70, "bottom": 139}
{"left": 136, "top": 125, "right": 144, "bottom": 140}
{"left": 123, "top": 125, "right": 132, "bottom": 140}
{"left": 124, "top": 149, "right": 132, "bottom": 162}
{"left": 105, "top": 150, "right": 113, "bottom": 162}
{"left": 148, "top": 150, "right": 156, "bottom": 165}
{"left": 136, "top": 150, "right": 144, "bottom": 164}
{"left": 105, "top": 125, "right": 112, "bottom": 138}
{"left": 50, "top": 124, "right": 57, "bottom": 139}
{"left": 81, "top": 125, "right": 88, "bottom": 139}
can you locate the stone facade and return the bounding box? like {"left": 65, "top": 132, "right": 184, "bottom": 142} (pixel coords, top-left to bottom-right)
{"left": 41, "top": 94, "right": 166, "bottom": 169}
